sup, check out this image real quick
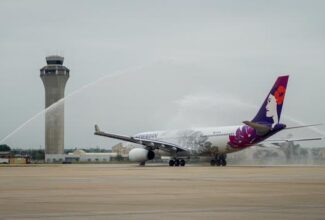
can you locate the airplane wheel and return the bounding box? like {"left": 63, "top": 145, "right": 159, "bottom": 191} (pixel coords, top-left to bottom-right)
{"left": 139, "top": 161, "right": 146, "bottom": 166}
{"left": 210, "top": 159, "right": 216, "bottom": 166}
{"left": 175, "top": 159, "right": 180, "bottom": 166}
{"left": 169, "top": 160, "right": 175, "bottom": 166}
{"left": 180, "top": 159, "right": 185, "bottom": 166}
{"left": 216, "top": 159, "right": 221, "bottom": 166}
{"left": 220, "top": 155, "right": 227, "bottom": 166}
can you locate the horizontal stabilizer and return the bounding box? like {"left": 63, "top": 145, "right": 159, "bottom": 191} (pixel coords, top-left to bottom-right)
{"left": 285, "top": 123, "right": 323, "bottom": 130}
{"left": 261, "top": 137, "right": 323, "bottom": 145}
{"left": 243, "top": 121, "right": 271, "bottom": 136}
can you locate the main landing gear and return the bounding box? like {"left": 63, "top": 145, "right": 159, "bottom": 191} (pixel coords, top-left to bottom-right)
{"left": 139, "top": 161, "right": 146, "bottom": 166}
{"left": 169, "top": 159, "right": 186, "bottom": 167}
{"left": 210, "top": 155, "right": 227, "bottom": 167}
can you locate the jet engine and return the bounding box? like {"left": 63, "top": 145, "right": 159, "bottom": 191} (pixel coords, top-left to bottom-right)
{"left": 128, "top": 148, "right": 155, "bottom": 162}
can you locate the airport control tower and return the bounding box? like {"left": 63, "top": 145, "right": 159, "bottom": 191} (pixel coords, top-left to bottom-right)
{"left": 40, "top": 56, "right": 69, "bottom": 161}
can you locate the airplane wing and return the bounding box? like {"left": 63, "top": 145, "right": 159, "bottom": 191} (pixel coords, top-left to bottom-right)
{"left": 94, "top": 125, "right": 187, "bottom": 153}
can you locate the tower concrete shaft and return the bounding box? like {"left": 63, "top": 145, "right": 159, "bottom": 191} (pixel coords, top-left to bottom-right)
{"left": 40, "top": 56, "right": 69, "bottom": 155}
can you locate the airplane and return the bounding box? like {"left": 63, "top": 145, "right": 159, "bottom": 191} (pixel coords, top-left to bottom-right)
{"left": 94, "top": 75, "right": 322, "bottom": 166}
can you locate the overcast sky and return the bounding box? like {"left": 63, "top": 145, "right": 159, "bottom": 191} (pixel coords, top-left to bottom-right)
{"left": 0, "top": 0, "right": 324, "bottom": 149}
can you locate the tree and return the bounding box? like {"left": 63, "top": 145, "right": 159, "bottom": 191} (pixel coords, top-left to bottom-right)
{"left": 0, "top": 144, "right": 11, "bottom": 152}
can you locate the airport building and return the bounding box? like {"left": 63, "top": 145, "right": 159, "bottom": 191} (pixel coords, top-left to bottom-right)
{"left": 111, "top": 142, "right": 133, "bottom": 157}
{"left": 40, "top": 56, "right": 69, "bottom": 162}
{"left": 67, "top": 149, "right": 118, "bottom": 162}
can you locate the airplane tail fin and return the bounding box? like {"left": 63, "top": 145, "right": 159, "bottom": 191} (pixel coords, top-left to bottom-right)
{"left": 251, "top": 75, "right": 289, "bottom": 127}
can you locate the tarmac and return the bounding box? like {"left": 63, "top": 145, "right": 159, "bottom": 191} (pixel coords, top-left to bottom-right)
{"left": 0, "top": 164, "right": 325, "bottom": 220}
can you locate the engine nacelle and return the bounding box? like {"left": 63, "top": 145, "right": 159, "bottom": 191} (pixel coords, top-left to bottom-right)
{"left": 128, "top": 148, "right": 155, "bottom": 162}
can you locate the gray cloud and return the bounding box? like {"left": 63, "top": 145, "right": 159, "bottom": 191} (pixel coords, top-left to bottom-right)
{"left": 0, "top": 0, "right": 324, "bottom": 148}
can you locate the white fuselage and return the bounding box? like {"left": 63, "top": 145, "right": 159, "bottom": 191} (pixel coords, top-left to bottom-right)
{"left": 133, "top": 125, "right": 243, "bottom": 156}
